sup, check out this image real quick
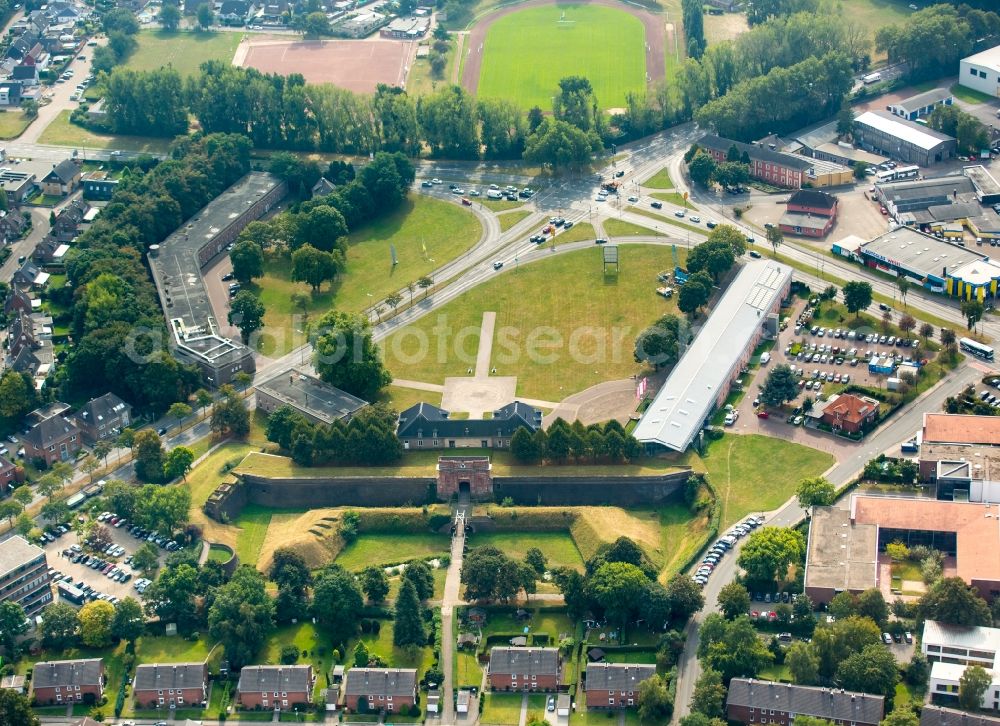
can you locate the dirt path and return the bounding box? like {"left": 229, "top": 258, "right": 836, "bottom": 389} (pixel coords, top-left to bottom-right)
{"left": 451, "top": 31, "right": 466, "bottom": 85}
{"left": 461, "top": 0, "right": 666, "bottom": 96}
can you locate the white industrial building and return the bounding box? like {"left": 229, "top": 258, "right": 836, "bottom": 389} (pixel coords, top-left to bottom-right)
{"left": 633, "top": 259, "right": 793, "bottom": 452}
{"left": 960, "top": 45, "right": 1000, "bottom": 98}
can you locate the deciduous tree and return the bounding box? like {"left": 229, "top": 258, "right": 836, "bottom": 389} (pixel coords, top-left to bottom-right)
{"left": 79, "top": 599, "right": 115, "bottom": 648}
{"left": 737, "top": 527, "right": 805, "bottom": 582}
{"left": 797, "top": 476, "right": 835, "bottom": 508}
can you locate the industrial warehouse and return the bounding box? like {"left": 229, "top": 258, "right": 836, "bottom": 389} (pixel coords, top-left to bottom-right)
{"left": 833, "top": 227, "right": 1000, "bottom": 300}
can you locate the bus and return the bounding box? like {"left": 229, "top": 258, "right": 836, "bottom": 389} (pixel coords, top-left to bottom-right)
{"left": 960, "top": 337, "right": 995, "bottom": 361}
{"left": 875, "top": 166, "right": 920, "bottom": 184}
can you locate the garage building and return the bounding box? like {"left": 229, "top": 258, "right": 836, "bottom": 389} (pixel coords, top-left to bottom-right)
{"left": 853, "top": 110, "right": 956, "bottom": 166}
{"left": 960, "top": 44, "right": 1000, "bottom": 98}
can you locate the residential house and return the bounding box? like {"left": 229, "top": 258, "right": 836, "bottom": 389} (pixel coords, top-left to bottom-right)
{"left": 0, "top": 81, "right": 23, "bottom": 107}
{"left": 0, "top": 456, "right": 23, "bottom": 497}
{"left": 13, "top": 260, "right": 49, "bottom": 289}
{"left": 725, "top": 678, "right": 884, "bottom": 726}
{"left": 9, "top": 310, "right": 37, "bottom": 361}
{"left": 584, "top": 663, "right": 655, "bottom": 709}
{"left": 32, "top": 236, "right": 69, "bottom": 265}
{"left": 5, "top": 286, "right": 37, "bottom": 317}
{"left": 6, "top": 30, "right": 39, "bottom": 61}
{"left": 922, "top": 705, "right": 1000, "bottom": 726}
{"left": 311, "top": 177, "right": 335, "bottom": 198}
{"left": 487, "top": 647, "right": 560, "bottom": 692}
{"left": 780, "top": 189, "right": 838, "bottom": 238}
{"left": 236, "top": 665, "right": 314, "bottom": 710}
{"left": 343, "top": 668, "right": 417, "bottom": 713}
{"left": 52, "top": 199, "right": 88, "bottom": 242}
{"left": 11, "top": 60, "right": 39, "bottom": 87}
{"left": 0, "top": 169, "right": 38, "bottom": 204}
{"left": 81, "top": 170, "right": 118, "bottom": 201}
{"left": 25, "top": 43, "right": 48, "bottom": 69}
{"left": 46, "top": 3, "right": 83, "bottom": 23}
{"left": 260, "top": 0, "right": 289, "bottom": 23}
{"left": 133, "top": 663, "right": 208, "bottom": 710}
{"left": 219, "top": 0, "right": 256, "bottom": 25}
{"left": 397, "top": 401, "right": 542, "bottom": 450}
{"left": 74, "top": 392, "right": 132, "bottom": 445}
{"left": 820, "top": 393, "right": 879, "bottom": 434}
{"left": 0, "top": 208, "right": 28, "bottom": 245}
{"left": 0, "top": 535, "right": 51, "bottom": 615}
{"left": 24, "top": 409, "right": 81, "bottom": 465}
{"left": 40, "top": 159, "right": 81, "bottom": 196}
{"left": 31, "top": 659, "right": 104, "bottom": 705}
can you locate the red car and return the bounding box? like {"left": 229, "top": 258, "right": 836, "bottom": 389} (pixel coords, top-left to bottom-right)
{"left": 880, "top": 206, "right": 888, "bottom": 215}
{"left": 756, "top": 410, "right": 769, "bottom": 419}
{"left": 461, "top": 197, "right": 472, "bottom": 206}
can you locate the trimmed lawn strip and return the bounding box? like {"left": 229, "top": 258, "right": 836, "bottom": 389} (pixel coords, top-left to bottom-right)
{"left": 335, "top": 532, "right": 450, "bottom": 571}
{"left": 498, "top": 209, "right": 532, "bottom": 232}
{"left": 482, "top": 692, "right": 525, "bottom": 725}
{"left": 466, "top": 531, "right": 584, "bottom": 570}
{"left": 627, "top": 206, "right": 703, "bottom": 236}
{"left": 658, "top": 502, "right": 711, "bottom": 579}
{"left": 603, "top": 218, "right": 664, "bottom": 238}
{"left": 552, "top": 222, "right": 596, "bottom": 246}
{"left": 951, "top": 82, "right": 996, "bottom": 104}
{"left": 701, "top": 435, "right": 834, "bottom": 528}
{"left": 0, "top": 111, "right": 32, "bottom": 139}
{"left": 651, "top": 191, "right": 694, "bottom": 209}
{"left": 233, "top": 504, "right": 274, "bottom": 564}
{"left": 481, "top": 198, "right": 526, "bottom": 212}
{"left": 375, "top": 385, "right": 442, "bottom": 412}
{"left": 642, "top": 167, "right": 673, "bottom": 189}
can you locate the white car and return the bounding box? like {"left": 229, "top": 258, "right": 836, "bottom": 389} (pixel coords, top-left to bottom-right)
{"left": 724, "top": 411, "right": 739, "bottom": 426}
{"left": 689, "top": 215, "right": 701, "bottom": 223}
{"left": 674, "top": 209, "right": 686, "bottom": 218}
{"left": 492, "top": 261, "right": 503, "bottom": 270}
{"left": 627, "top": 195, "right": 639, "bottom": 202}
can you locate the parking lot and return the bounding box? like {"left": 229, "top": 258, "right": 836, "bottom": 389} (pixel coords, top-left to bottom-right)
{"left": 43, "top": 514, "right": 170, "bottom": 607}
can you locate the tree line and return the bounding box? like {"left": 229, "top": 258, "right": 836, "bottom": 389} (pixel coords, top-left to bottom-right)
{"left": 265, "top": 403, "right": 403, "bottom": 467}
{"left": 53, "top": 133, "right": 253, "bottom": 414}
{"left": 510, "top": 417, "right": 643, "bottom": 464}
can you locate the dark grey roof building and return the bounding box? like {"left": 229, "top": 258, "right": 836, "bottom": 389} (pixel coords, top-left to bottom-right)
{"left": 726, "top": 679, "right": 884, "bottom": 726}
{"left": 74, "top": 392, "right": 132, "bottom": 444}
{"left": 133, "top": 662, "right": 207, "bottom": 696}
{"left": 254, "top": 367, "right": 367, "bottom": 426}
{"left": 922, "top": 706, "right": 1000, "bottom": 726}
{"left": 585, "top": 663, "right": 655, "bottom": 691}
{"left": 32, "top": 659, "right": 104, "bottom": 691}
{"left": 237, "top": 665, "right": 313, "bottom": 695}
{"left": 487, "top": 647, "right": 560, "bottom": 677}
{"left": 343, "top": 668, "right": 417, "bottom": 698}
{"left": 147, "top": 172, "right": 286, "bottom": 387}
{"left": 397, "top": 401, "right": 541, "bottom": 450}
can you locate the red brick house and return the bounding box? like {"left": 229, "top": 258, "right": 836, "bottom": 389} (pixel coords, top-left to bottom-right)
{"left": 237, "top": 665, "right": 314, "bottom": 711}
{"left": 343, "top": 668, "right": 417, "bottom": 713}
{"left": 31, "top": 659, "right": 104, "bottom": 705}
{"left": 821, "top": 393, "right": 879, "bottom": 434}
{"left": 780, "top": 190, "right": 839, "bottom": 238}
{"left": 23, "top": 412, "right": 80, "bottom": 466}
{"left": 585, "top": 663, "right": 655, "bottom": 709}
{"left": 698, "top": 134, "right": 811, "bottom": 189}
{"left": 133, "top": 662, "right": 207, "bottom": 709}
{"left": 0, "top": 456, "right": 24, "bottom": 496}
{"left": 487, "top": 647, "right": 560, "bottom": 692}
{"left": 726, "top": 678, "right": 883, "bottom": 726}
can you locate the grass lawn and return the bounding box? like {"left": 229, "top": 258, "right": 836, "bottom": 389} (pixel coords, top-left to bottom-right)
{"left": 838, "top": 0, "right": 913, "bottom": 59}
{"left": 335, "top": 532, "right": 450, "bottom": 571}
{"left": 136, "top": 633, "right": 218, "bottom": 666}
{"left": 375, "top": 385, "right": 442, "bottom": 412}
{"left": 207, "top": 544, "right": 233, "bottom": 563}
{"left": 482, "top": 692, "right": 525, "bottom": 725}
{"left": 603, "top": 218, "right": 664, "bottom": 238}
{"left": 456, "top": 649, "right": 482, "bottom": 688}
{"left": 552, "top": 222, "right": 596, "bottom": 246}
{"left": 125, "top": 30, "right": 243, "bottom": 77}
{"left": 481, "top": 198, "right": 526, "bottom": 212}
{"left": 407, "top": 37, "right": 456, "bottom": 97}
{"left": 383, "top": 244, "right": 683, "bottom": 400}
{"left": 701, "top": 435, "right": 834, "bottom": 527}
{"left": 758, "top": 663, "right": 792, "bottom": 682}
{"left": 466, "top": 531, "right": 584, "bottom": 570}
{"left": 642, "top": 168, "right": 673, "bottom": 189}
{"left": 38, "top": 110, "right": 173, "bottom": 153}
{"left": 477, "top": 4, "right": 645, "bottom": 111}
{"left": 352, "top": 619, "right": 432, "bottom": 674}
{"left": 233, "top": 504, "right": 274, "bottom": 565}
{"left": 498, "top": 209, "right": 531, "bottom": 232}
{"left": 950, "top": 82, "right": 997, "bottom": 105}
{"left": 236, "top": 449, "right": 687, "bottom": 480}
{"left": 186, "top": 442, "right": 256, "bottom": 508}
{"left": 658, "top": 502, "right": 711, "bottom": 579}
{"left": 627, "top": 205, "right": 703, "bottom": 236}
{"left": 255, "top": 196, "right": 480, "bottom": 355}
{"left": 0, "top": 111, "right": 32, "bottom": 139}
{"left": 258, "top": 622, "right": 335, "bottom": 698}
{"left": 481, "top": 607, "right": 576, "bottom": 641}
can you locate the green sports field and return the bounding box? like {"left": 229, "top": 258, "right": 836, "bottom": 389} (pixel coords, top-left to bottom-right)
{"left": 476, "top": 4, "right": 646, "bottom": 111}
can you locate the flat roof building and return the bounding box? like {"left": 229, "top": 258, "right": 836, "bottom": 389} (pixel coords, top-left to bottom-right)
{"left": 148, "top": 172, "right": 285, "bottom": 387}
{"left": 843, "top": 227, "right": 1000, "bottom": 300}
{"left": 254, "top": 367, "right": 367, "bottom": 426}
{"left": 960, "top": 45, "right": 1000, "bottom": 98}
{"left": 964, "top": 165, "right": 1000, "bottom": 207}
{"left": 920, "top": 413, "right": 1000, "bottom": 504}
{"left": 805, "top": 495, "right": 1000, "bottom": 603}
{"left": 0, "top": 534, "right": 51, "bottom": 615}
{"left": 854, "top": 110, "right": 956, "bottom": 166}
{"left": 634, "top": 260, "right": 792, "bottom": 452}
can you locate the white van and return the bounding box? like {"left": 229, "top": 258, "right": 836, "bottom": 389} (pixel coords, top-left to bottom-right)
{"left": 760, "top": 352, "right": 771, "bottom": 364}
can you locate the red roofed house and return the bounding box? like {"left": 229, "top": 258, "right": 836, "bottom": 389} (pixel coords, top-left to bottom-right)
{"left": 821, "top": 393, "right": 879, "bottom": 434}
{"left": 780, "top": 189, "right": 839, "bottom": 238}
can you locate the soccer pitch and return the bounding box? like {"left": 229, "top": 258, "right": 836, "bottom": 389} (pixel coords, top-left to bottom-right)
{"left": 476, "top": 4, "right": 647, "bottom": 111}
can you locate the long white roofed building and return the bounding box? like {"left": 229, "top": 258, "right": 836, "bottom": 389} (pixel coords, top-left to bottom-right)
{"left": 634, "top": 260, "right": 792, "bottom": 452}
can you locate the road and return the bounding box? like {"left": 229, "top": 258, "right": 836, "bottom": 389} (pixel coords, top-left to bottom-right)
{"left": 670, "top": 360, "right": 986, "bottom": 721}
